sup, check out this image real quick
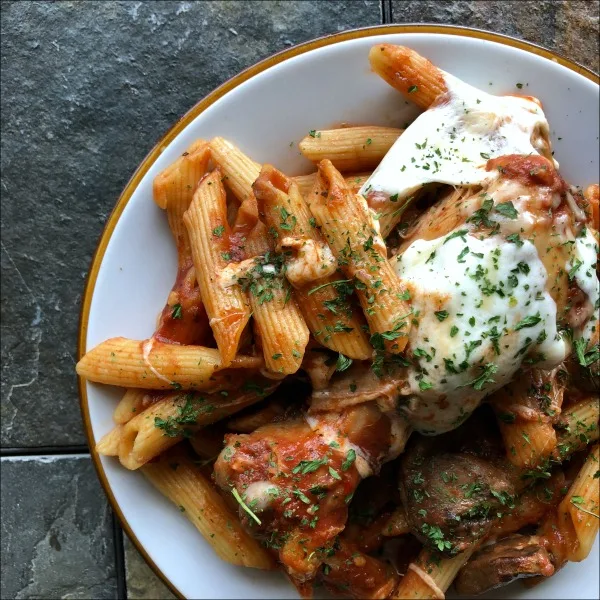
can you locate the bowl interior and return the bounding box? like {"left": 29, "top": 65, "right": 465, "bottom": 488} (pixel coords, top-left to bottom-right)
{"left": 83, "top": 30, "right": 599, "bottom": 599}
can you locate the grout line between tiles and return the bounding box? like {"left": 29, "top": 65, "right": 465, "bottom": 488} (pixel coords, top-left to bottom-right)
{"left": 0, "top": 445, "right": 90, "bottom": 457}
{"left": 112, "top": 511, "right": 128, "bottom": 599}
{"left": 381, "top": 0, "right": 393, "bottom": 23}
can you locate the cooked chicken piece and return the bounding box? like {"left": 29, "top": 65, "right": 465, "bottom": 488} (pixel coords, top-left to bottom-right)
{"left": 454, "top": 534, "right": 554, "bottom": 595}
{"left": 214, "top": 401, "right": 409, "bottom": 595}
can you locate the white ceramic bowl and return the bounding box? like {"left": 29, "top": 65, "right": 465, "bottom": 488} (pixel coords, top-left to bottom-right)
{"left": 79, "top": 26, "right": 600, "bottom": 600}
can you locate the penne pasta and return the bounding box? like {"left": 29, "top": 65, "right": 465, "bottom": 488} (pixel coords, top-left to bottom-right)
{"left": 491, "top": 369, "right": 564, "bottom": 468}
{"left": 368, "top": 44, "right": 447, "bottom": 109}
{"left": 557, "top": 443, "right": 600, "bottom": 561}
{"left": 226, "top": 217, "right": 310, "bottom": 375}
{"left": 96, "top": 425, "right": 123, "bottom": 456}
{"left": 209, "top": 137, "right": 261, "bottom": 203}
{"left": 307, "top": 159, "right": 412, "bottom": 353}
{"left": 382, "top": 507, "right": 411, "bottom": 537}
{"left": 153, "top": 140, "right": 211, "bottom": 261}
{"left": 183, "top": 170, "right": 251, "bottom": 366}
{"left": 113, "top": 389, "right": 161, "bottom": 424}
{"left": 243, "top": 254, "right": 310, "bottom": 375}
{"left": 298, "top": 127, "right": 402, "bottom": 172}
{"left": 142, "top": 446, "right": 274, "bottom": 569}
{"left": 189, "top": 428, "right": 226, "bottom": 460}
{"left": 116, "top": 379, "right": 277, "bottom": 469}
{"left": 392, "top": 547, "right": 475, "bottom": 599}
{"left": 293, "top": 171, "right": 372, "bottom": 198}
{"left": 555, "top": 396, "right": 600, "bottom": 458}
{"left": 76, "top": 336, "right": 261, "bottom": 390}
{"left": 253, "top": 165, "right": 372, "bottom": 359}
{"left": 226, "top": 398, "right": 286, "bottom": 433}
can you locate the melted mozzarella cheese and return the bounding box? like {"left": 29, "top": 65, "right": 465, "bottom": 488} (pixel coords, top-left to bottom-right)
{"left": 244, "top": 481, "right": 281, "bottom": 512}
{"left": 569, "top": 228, "right": 600, "bottom": 341}
{"left": 359, "top": 73, "right": 553, "bottom": 201}
{"left": 392, "top": 230, "right": 568, "bottom": 435}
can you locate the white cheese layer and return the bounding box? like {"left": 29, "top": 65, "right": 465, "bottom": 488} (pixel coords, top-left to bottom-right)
{"left": 569, "top": 228, "right": 600, "bottom": 341}
{"left": 359, "top": 73, "right": 553, "bottom": 201}
{"left": 392, "top": 230, "right": 568, "bottom": 435}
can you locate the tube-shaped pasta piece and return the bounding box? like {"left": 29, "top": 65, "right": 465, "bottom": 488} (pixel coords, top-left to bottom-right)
{"left": 253, "top": 165, "right": 372, "bottom": 359}
{"left": 76, "top": 337, "right": 261, "bottom": 390}
{"left": 113, "top": 389, "right": 161, "bottom": 424}
{"left": 555, "top": 396, "right": 600, "bottom": 457}
{"left": 499, "top": 418, "right": 557, "bottom": 468}
{"left": 96, "top": 425, "right": 123, "bottom": 456}
{"left": 226, "top": 398, "right": 286, "bottom": 433}
{"left": 142, "top": 446, "right": 274, "bottom": 569}
{"left": 368, "top": 44, "right": 447, "bottom": 109}
{"left": 226, "top": 221, "right": 310, "bottom": 375}
{"left": 307, "top": 160, "right": 411, "bottom": 352}
{"left": 391, "top": 547, "right": 475, "bottom": 599}
{"left": 491, "top": 369, "right": 564, "bottom": 468}
{"left": 209, "top": 137, "right": 261, "bottom": 202}
{"left": 183, "top": 170, "right": 251, "bottom": 366}
{"left": 298, "top": 127, "right": 402, "bottom": 172}
{"left": 189, "top": 428, "right": 226, "bottom": 459}
{"left": 583, "top": 183, "right": 599, "bottom": 228}
{"left": 293, "top": 171, "right": 372, "bottom": 198}
{"left": 153, "top": 140, "right": 211, "bottom": 260}
{"left": 382, "top": 507, "right": 411, "bottom": 537}
{"left": 116, "top": 380, "right": 277, "bottom": 469}
{"left": 557, "top": 443, "right": 600, "bottom": 561}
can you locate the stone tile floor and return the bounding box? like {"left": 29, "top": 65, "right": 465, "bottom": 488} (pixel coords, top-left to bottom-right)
{"left": 1, "top": 1, "right": 597, "bottom": 598}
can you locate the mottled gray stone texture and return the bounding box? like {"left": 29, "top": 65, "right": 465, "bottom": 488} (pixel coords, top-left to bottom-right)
{"left": 1, "top": 1, "right": 599, "bottom": 598}
{"left": 124, "top": 535, "right": 176, "bottom": 600}
{"left": 0, "top": 0, "right": 380, "bottom": 448}
{"left": 391, "top": 0, "right": 600, "bottom": 72}
{"left": 0, "top": 456, "right": 117, "bottom": 599}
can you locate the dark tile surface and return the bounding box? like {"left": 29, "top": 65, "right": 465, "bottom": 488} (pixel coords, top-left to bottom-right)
{"left": 0, "top": 0, "right": 380, "bottom": 448}
{"left": 390, "top": 0, "right": 600, "bottom": 71}
{"left": 124, "top": 535, "right": 175, "bottom": 600}
{"left": 0, "top": 455, "right": 117, "bottom": 599}
{"left": 1, "top": 1, "right": 599, "bottom": 599}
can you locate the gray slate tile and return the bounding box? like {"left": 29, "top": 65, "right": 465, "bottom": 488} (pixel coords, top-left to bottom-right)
{"left": 0, "top": 455, "right": 117, "bottom": 599}
{"left": 0, "top": 0, "right": 380, "bottom": 447}
{"left": 124, "top": 535, "right": 176, "bottom": 600}
{"left": 390, "top": 0, "right": 599, "bottom": 72}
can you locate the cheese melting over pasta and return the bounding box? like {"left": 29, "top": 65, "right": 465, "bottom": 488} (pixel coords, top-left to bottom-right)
{"left": 392, "top": 232, "right": 567, "bottom": 434}
{"left": 360, "top": 73, "right": 553, "bottom": 201}
{"left": 357, "top": 70, "right": 596, "bottom": 434}
{"left": 569, "top": 229, "right": 600, "bottom": 341}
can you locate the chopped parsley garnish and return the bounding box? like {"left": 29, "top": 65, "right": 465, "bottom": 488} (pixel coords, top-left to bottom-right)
{"left": 459, "top": 363, "right": 498, "bottom": 391}
{"left": 336, "top": 353, "right": 353, "bottom": 372}
{"left": 212, "top": 225, "right": 225, "bottom": 237}
{"left": 171, "top": 303, "right": 183, "bottom": 319}
{"left": 341, "top": 449, "right": 356, "bottom": 471}
{"left": 419, "top": 379, "right": 433, "bottom": 391}
{"left": 421, "top": 523, "right": 453, "bottom": 552}
{"left": 494, "top": 201, "right": 518, "bottom": 219}
{"left": 506, "top": 233, "right": 524, "bottom": 247}
{"left": 514, "top": 313, "right": 542, "bottom": 330}
{"left": 231, "top": 488, "right": 261, "bottom": 525}
{"left": 154, "top": 395, "right": 210, "bottom": 438}
{"left": 308, "top": 279, "right": 352, "bottom": 296}
{"left": 408, "top": 85, "right": 418, "bottom": 93}
{"left": 444, "top": 229, "right": 468, "bottom": 244}
{"left": 293, "top": 459, "right": 327, "bottom": 475}
{"left": 434, "top": 310, "right": 449, "bottom": 322}
{"left": 574, "top": 338, "right": 599, "bottom": 368}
